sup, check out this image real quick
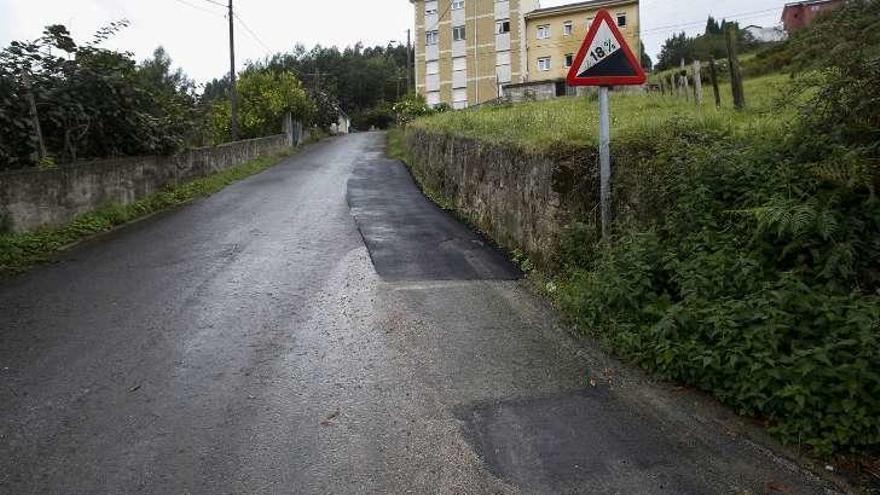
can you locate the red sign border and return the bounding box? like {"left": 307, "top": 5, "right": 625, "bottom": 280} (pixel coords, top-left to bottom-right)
{"left": 566, "top": 9, "right": 646, "bottom": 87}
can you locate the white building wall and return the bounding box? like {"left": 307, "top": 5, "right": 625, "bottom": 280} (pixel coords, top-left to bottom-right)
{"left": 452, "top": 40, "right": 467, "bottom": 57}
{"left": 495, "top": 0, "right": 510, "bottom": 18}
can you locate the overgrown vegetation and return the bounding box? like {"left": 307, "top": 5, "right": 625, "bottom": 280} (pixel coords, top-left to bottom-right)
{"left": 406, "top": 0, "right": 880, "bottom": 456}
{"left": 209, "top": 42, "right": 414, "bottom": 131}
{"left": 0, "top": 24, "right": 342, "bottom": 170}
{"left": 206, "top": 70, "right": 315, "bottom": 145}
{"left": 655, "top": 17, "right": 770, "bottom": 71}
{"left": 0, "top": 150, "right": 295, "bottom": 275}
{"left": 411, "top": 72, "right": 791, "bottom": 150}
{"left": 0, "top": 23, "right": 203, "bottom": 170}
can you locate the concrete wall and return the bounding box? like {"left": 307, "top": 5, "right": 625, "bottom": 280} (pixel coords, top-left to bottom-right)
{"left": 503, "top": 80, "right": 562, "bottom": 102}
{"left": 0, "top": 134, "right": 290, "bottom": 233}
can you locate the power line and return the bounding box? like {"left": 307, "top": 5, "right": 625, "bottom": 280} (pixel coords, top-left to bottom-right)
{"left": 639, "top": 7, "right": 781, "bottom": 36}
{"left": 168, "top": 0, "right": 224, "bottom": 17}
{"left": 198, "top": 0, "right": 228, "bottom": 8}
{"left": 640, "top": 12, "right": 782, "bottom": 43}
{"left": 233, "top": 12, "right": 274, "bottom": 55}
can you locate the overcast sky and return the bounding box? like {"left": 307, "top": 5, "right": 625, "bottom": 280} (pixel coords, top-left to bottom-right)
{"left": 0, "top": 0, "right": 788, "bottom": 85}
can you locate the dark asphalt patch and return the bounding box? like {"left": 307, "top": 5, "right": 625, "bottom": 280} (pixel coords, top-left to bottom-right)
{"left": 457, "top": 389, "right": 812, "bottom": 495}
{"left": 347, "top": 155, "right": 521, "bottom": 282}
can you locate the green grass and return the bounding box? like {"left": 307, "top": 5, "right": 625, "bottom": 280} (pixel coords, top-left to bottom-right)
{"left": 0, "top": 148, "right": 296, "bottom": 275}
{"left": 411, "top": 73, "right": 794, "bottom": 152}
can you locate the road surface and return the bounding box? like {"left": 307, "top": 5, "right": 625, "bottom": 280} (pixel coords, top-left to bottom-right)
{"left": 0, "top": 133, "right": 836, "bottom": 494}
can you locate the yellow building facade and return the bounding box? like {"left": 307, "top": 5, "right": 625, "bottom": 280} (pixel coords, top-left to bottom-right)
{"left": 524, "top": 0, "right": 640, "bottom": 83}
{"left": 409, "top": 0, "right": 641, "bottom": 107}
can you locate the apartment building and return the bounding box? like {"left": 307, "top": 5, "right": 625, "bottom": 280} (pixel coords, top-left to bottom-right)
{"left": 409, "top": 0, "right": 641, "bottom": 107}
{"left": 410, "top": 0, "right": 539, "bottom": 108}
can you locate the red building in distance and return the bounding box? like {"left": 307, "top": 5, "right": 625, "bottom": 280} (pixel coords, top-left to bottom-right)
{"left": 782, "top": 0, "right": 845, "bottom": 33}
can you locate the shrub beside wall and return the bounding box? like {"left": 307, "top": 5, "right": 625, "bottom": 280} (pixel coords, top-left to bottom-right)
{"left": 399, "top": 118, "right": 880, "bottom": 455}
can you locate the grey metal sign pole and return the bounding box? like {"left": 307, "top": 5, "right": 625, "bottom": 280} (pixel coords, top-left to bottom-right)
{"left": 598, "top": 86, "right": 611, "bottom": 239}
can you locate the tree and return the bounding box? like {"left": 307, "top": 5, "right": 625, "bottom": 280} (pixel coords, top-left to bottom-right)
{"left": 135, "top": 47, "right": 201, "bottom": 147}
{"left": 705, "top": 16, "right": 722, "bottom": 35}
{"left": 207, "top": 70, "right": 315, "bottom": 144}
{"left": 0, "top": 22, "right": 199, "bottom": 169}
{"left": 640, "top": 42, "right": 653, "bottom": 71}
{"left": 254, "top": 41, "right": 411, "bottom": 126}
{"left": 655, "top": 18, "right": 769, "bottom": 70}
{"left": 656, "top": 32, "right": 693, "bottom": 70}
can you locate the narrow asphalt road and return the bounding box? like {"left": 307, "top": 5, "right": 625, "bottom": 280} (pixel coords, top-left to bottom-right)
{"left": 1, "top": 133, "right": 836, "bottom": 494}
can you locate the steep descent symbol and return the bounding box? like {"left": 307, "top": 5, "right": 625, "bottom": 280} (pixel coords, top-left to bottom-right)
{"left": 567, "top": 10, "right": 646, "bottom": 87}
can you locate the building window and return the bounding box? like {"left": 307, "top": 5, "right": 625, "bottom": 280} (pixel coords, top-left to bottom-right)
{"left": 537, "top": 24, "right": 550, "bottom": 39}
{"left": 453, "top": 26, "right": 466, "bottom": 42}
{"left": 586, "top": 17, "right": 594, "bottom": 29}
{"left": 425, "top": 2, "right": 438, "bottom": 15}
{"left": 564, "top": 21, "right": 573, "bottom": 36}
{"left": 426, "top": 30, "right": 439, "bottom": 45}
{"left": 565, "top": 53, "right": 574, "bottom": 67}
{"left": 617, "top": 13, "right": 627, "bottom": 27}
{"left": 452, "top": 0, "right": 465, "bottom": 10}
{"left": 496, "top": 20, "right": 510, "bottom": 34}
{"left": 538, "top": 57, "right": 551, "bottom": 71}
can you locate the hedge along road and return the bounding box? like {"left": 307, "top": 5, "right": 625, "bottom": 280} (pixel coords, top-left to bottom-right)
{"left": 0, "top": 133, "right": 837, "bottom": 494}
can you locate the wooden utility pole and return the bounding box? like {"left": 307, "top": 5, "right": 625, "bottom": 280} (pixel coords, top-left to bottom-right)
{"left": 708, "top": 56, "right": 721, "bottom": 108}
{"left": 22, "top": 71, "right": 47, "bottom": 162}
{"left": 693, "top": 60, "right": 703, "bottom": 106}
{"left": 228, "top": 0, "right": 239, "bottom": 141}
{"left": 726, "top": 25, "right": 745, "bottom": 110}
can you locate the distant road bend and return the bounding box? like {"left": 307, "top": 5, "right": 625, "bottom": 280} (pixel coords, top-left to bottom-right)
{"left": 0, "top": 133, "right": 835, "bottom": 494}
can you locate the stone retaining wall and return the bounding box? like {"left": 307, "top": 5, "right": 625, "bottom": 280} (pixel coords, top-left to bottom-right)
{"left": 0, "top": 134, "right": 290, "bottom": 233}
{"left": 402, "top": 127, "right": 668, "bottom": 269}
{"left": 403, "top": 128, "right": 599, "bottom": 268}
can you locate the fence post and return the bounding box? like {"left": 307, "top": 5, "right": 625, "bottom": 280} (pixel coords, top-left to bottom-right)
{"left": 681, "top": 73, "right": 690, "bottom": 102}
{"left": 693, "top": 60, "right": 703, "bottom": 107}
{"left": 726, "top": 26, "right": 746, "bottom": 110}
{"left": 708, "top": 56, "right": 722, "bottom": 108}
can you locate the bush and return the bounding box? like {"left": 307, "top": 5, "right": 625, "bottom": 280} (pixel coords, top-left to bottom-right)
{"left": 393, "top": 93, "right": 432, "bottom": 126}
{"left": 558, "top": 112, "right": 880, "bottom": 454}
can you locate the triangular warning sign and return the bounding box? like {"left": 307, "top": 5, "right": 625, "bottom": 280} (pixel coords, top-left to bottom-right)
{"left": 567, "top": 10, "right": 646, "bottom": 87}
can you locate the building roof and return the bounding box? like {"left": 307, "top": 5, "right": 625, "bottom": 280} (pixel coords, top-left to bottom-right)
{"left": 782, "top": 0, "right": 838, "bottom": 9}
{"left": 525, "top": 0, "right": 638, "bottom": 19}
